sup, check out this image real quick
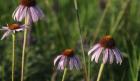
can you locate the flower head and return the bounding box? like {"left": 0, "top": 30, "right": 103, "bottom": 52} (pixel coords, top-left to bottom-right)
{"left": 88, "top": 35, "right": 122, "bottom": 64}
{"left": 12, "top": 0, "right": 44, "bottom": 24}
{"left": 0, "top": 23, "right": 27, "bottom": 40}
{"left": 54, "top": 49, "right": 81, "bottom": 70}
{"left": 20, "top": 0, "right": 36, "bottom": 7}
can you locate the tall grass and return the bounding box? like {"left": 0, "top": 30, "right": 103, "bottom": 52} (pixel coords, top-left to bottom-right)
{"left": 0, "top": 0, "right": 139, "bottom": 81}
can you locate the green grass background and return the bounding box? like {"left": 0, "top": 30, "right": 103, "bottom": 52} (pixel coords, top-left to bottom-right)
{"left": 0, "top": 0, "right": 140, "bottom": 81}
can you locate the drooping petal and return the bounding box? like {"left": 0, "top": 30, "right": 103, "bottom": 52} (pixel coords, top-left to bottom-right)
{"left": 69, "top": 58, "right": 74, "bottom": 70}
{"left": 54, "top": 55, "right": 62, "bottom": 66}
{"left": 12, "top": 6, "right": 21, "bottom": 20}
{"left": 74, "top": 56, "right": 81, "bottom": 69}
{"left": 27, "top": 9, "right": 33, "bottom": 24}
{"left": 95, "top": 47, "right": 103, "bottom": 63}
{"left": 35, "top": 6, "right": 44, "bottom": 18}
{"left": 18, "top": 6, "right": 27, "bottom": 21}
{"left": 91, "top": 47, "right": 102, "bottom": 61}
{"left": 0, "top": 27, "right": 9, "bottom": 30}
{"left": 13, "top": 5, "right": 26, "bottom": 21}
{"left": 103, "top": 49, "right": 109, "bottom": 64}
{"left": 12, "top": 6, "right": 20, "bottom": 18}
{"left": 112, "top": 48, "right": 122, "bottom": 64}
{"left": 57, "top": 56, "right": 65, "bottom": 70}
{"left": 88, "top": 44, "right": 100, "bottom": 55}
{"left": 30, "top": 7, "right": 39, "bottom": 22}
{"left": 1, "top": 30, "right": 12, "bottom": 40}
{"left": 114, "top": 48, "right": 122, "bottom": 64}
{"left": 109, "top": 49, "right": 114, "bottom": 64}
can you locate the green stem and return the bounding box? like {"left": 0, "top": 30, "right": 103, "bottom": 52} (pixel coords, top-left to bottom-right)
{"left": 73, "top": 0, "right": 88, "bottom": 80}
{"left": 21, "top": 15, "right": 28, "bottom": 81}
{"left": 96, "top": 63, "right": 105, "bottom": 81}
{"left": 61, "top": 68, "right": 67, "bottom": 81}
{"left": 12, "top": 34, "right": 15, "bottom": 81}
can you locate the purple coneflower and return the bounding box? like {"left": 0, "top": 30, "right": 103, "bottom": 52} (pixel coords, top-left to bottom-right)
{"left": 88, "top": 35, "right": 122, "bottom": 64}
{"left": 0, "top": 23, "right": 27, "bottom": 40}
{"left": 12, "top": 0, "right": 44, "bottom": 24}
{"left": 54, "top": 49, "right": 81, "bottom": 70}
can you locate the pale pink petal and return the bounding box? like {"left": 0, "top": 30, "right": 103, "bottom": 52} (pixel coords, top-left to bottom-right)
{"left": 13, "top": 5, "right": 26, "bottom": 21}
{"left": 91, "top": 47, "right": 103, "bottom": 63}
{"left": 12, "top": 6, "right": 20, "bottom": 18}
{"left": 91, "top": 47, "right": 101, "bottom": 61}
{"left": 58, "top": 56, "right": 65, "bottom": 70}
{"left": 1, "top": 30, "right": 12, "bottom": 40}
{"left": 0, "top": 27, "right": 9, "bottom": 30}
{"left": 88, "top": 44, "right": 100, "bottom": 55}
{"left": 109, "top": 49, "right": 114, "bottom": 64}
{"left": 27, "top": 9, "right": 33, "bottom": 24}
{"left": 30, "top": 7, "right": 39, "bottom": 22}
{"left": 18, "top": 7, "right": 27, "bottom": 21}
{"left": 95, "top": 47, "right": 103, "bottom": 63}
{"left": 15, "top": 28, "right": 24, "bottom": 31}
{"left": 91, "top": 52, "right": 96, "bottom": 61}
{"left": 54, "top": 55, "right": 62, "bottom": 65}
{"left": 103, "top": 49, "right": 109, "bottom": 64}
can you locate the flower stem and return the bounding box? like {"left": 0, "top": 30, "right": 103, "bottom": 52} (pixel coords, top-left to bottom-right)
{"left": 73, "top": 0, "right": 88, "bottom": 80}
{"left": 21, "top": 15, "right": 28, "bottom": 81}
{"left": 61, "top": 68, "right": 67, "bottom": 81}
{"left": 96, "top": 63, "right": 105, "bottom": 81}
{"left": 12, "top": 34, "right": 15, "bottom": 81}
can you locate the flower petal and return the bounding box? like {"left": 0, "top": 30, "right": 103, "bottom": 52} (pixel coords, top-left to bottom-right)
{"left": 30, "top": 7, "right": 39, "bottom": 22}
{"left": 57, "top": 56, "right": 65, "bottom": 70}
{"left": 95, "top": 47, "right": 103, "bottom": 63}
{"left": 113, "top": 48, "right": 122, "bottom": 64}
{"left": 103, "top": 49, "right": 109, "bottom": 64}
{"left": 54, "top": 55, "right": 62, "bottom": 66}
{"left": 1, "top": 30, "right": 12, "bottom": 40}
{"left": 109, "top": 49, "right": 114, "bottom": 64}
{"left": 69, "top": 58, "right": 74, "bottom": 70}
{"left": 88, "top": 44, "right": 100, "bottom": 55}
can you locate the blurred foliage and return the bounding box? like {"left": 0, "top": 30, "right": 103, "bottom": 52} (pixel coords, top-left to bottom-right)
{"left": 0, "top": 0, "right": 140, "bottom": 81}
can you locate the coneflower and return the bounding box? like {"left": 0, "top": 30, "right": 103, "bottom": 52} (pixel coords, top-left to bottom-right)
{"left": 0, "top": 23, "right": 27, "bottom": 40}
{"left": 88, "top": 35, "right": 122, "bottom": 64}
{"left": 54, "top": 49, "right": 81, "bottom": 70}
{"left": 12, "top": 0, "right": 44, "bottom": 24}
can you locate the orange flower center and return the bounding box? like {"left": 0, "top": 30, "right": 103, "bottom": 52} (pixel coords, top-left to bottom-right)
{"left": 99, "top": 35, "right": 115, "bottom": 49}
{"left": 20, "top": 0, "right": 36, "bottom": 7}
{"left": 8, "top": 23, "right": 20, "bottom": 30}
{"left": 63, "top": 49, "right": 74, "bottom": 57}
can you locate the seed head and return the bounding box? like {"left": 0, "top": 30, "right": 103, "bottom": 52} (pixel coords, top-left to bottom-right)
{"left": 7, "top": 23, "right": 20, "bottom": 30}
{"left": 99, "top": 35, "right": 115, "bottom": 49}
{"left": 63, "top": 49, "right": 74, "bottom": 57}
{"left": 20, "top": 0, "right": 36, "bottom": 7}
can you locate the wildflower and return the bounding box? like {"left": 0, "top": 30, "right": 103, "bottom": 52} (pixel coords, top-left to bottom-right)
{"left": 12, "top": 0, "right": 44, "bottom": 24}
{"left": 0, "top": 23, "right": 27, "bottom": 40}
{"left": 54, "top": 49, "right": 81, "bottom": 70}
{"left": 88, "top": 35, "right": 122, "bottom": 64}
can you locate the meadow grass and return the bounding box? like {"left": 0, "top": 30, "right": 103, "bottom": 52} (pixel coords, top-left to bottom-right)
{"left": 0, "top": 0, "right": 139, "bottom": 81}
